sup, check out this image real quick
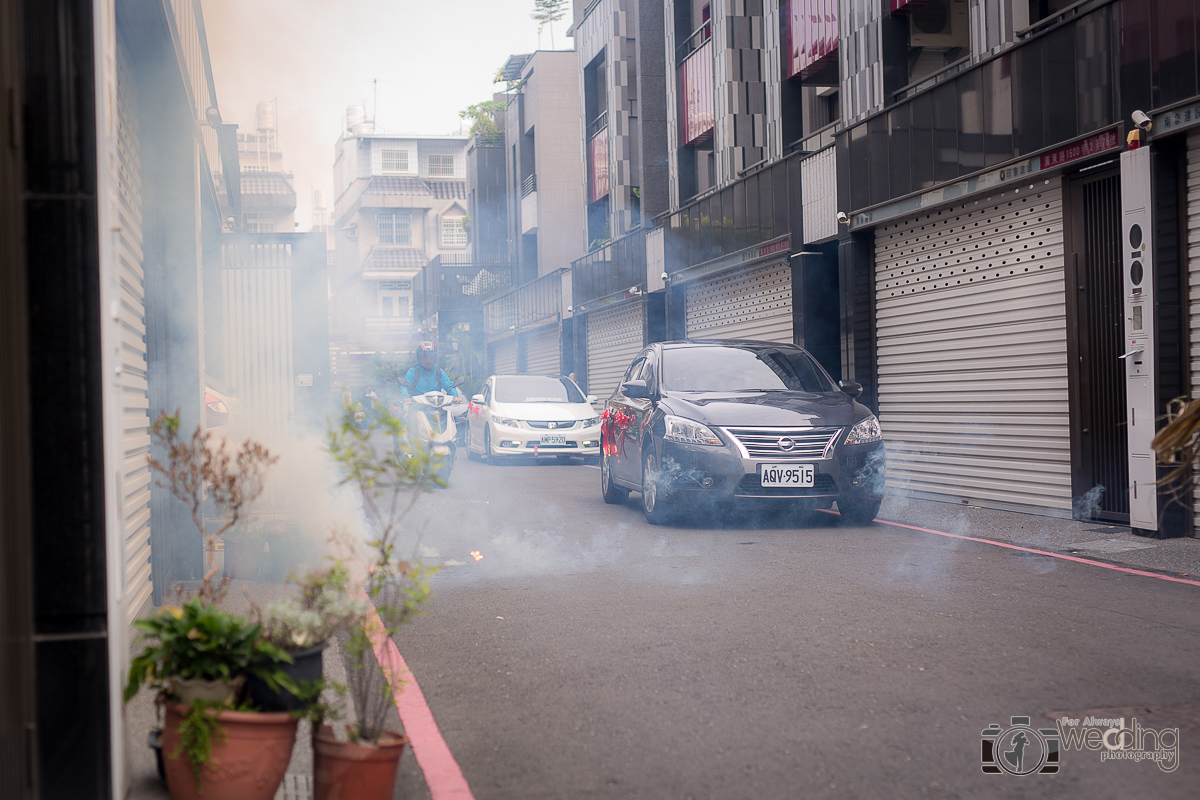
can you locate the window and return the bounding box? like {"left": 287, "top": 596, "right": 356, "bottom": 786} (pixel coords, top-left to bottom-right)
{"left": 440, "top": 216, "right": 468, "bottom": 247}
{"left": 428, "top": 154, "right": 455, "bottom": 177}
{"left": 378, "top": 280, "right": 411, "bottom": 290}
{"left": 378, "top": 211, "right": 411, "bottom": 245}
{"left": 242, "top": 212, "right": 274, "bottom": 233}
{"left": 381, "top": 149, "right": 408, "bottom": 173}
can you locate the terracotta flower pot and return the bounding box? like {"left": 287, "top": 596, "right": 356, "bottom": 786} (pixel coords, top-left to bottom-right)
{"left": 161, "top": 702, "right": 298, "bottom": 800}
{"left": 313, "top": 724, "right": 407, "bottom": 800}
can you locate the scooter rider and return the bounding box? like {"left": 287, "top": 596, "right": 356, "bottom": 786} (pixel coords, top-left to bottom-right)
{"left": 400, "top": 341, "right": 462, "bottom": 401}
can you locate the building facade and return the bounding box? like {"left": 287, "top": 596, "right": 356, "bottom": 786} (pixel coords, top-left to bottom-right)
{"left": 329, "top": 121, "right": 470, "bottom": 386}
{"left": 483, "top": 51, "right": 588, "bottom": 379}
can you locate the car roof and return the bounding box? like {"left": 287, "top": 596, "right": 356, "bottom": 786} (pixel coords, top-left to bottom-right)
{"left": 656, "top": 339, "right": 809, "bottom": 351}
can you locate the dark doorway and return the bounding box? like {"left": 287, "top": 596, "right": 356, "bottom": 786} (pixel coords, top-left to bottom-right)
{"left": 1066, "top": 168, "right": 1128, "bottom": 522}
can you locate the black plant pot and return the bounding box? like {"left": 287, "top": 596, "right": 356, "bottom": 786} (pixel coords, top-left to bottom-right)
{"left": 248, "top": 644, "right": 325, "bottom": 712}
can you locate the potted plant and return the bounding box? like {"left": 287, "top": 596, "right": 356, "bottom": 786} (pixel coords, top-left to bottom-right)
{"left": 126, "top": 412, "right": 300, "bottom": 800}
{"left": 247, "top": 560, "right": 366, "bottom": 712}
{"left": 312, "top": 408, "right": 440, "bottom": 800}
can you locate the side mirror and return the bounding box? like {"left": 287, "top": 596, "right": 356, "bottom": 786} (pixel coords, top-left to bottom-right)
{"left": 585, "top": 394, "right": 598, "bottom": 405}
{"left": 455, "top": 376, "right": 468, "bottom": 387}
{"left": 471, "top": 394, "right": 484, "bottom": 403}
{"left": 839, "top": 380, "right": 863, "bottom": 398}
{"left": 621, "top": 380, "right": 651, "bottom": 400}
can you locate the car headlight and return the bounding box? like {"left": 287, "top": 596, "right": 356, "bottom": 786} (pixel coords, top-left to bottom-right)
{"left": 583, "top": 416, "right": 601, "bottom": 427}
{"left": 844, "top": 415, "right": 882, "bottom": 445}
{"left": 663, "top": 415, "right": 722, "bottom": 446}
{"left": 493, "top": 417, "right": 520, "bottom": 428}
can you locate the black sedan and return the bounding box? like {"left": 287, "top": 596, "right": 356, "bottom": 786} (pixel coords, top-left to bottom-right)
{"left": 599, "top": 340, "right": 885, "bottom": 525}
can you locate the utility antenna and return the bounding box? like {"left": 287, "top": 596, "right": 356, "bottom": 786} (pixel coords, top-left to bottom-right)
{"left": 372, "top": 78, "right": 378, "bottom": 133}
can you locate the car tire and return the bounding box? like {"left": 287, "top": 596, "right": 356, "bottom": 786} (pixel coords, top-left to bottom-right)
{"left": 600, "top": 454, "right": 629, "bottom": 504}
{"left": 641, "top": 448, "right": 674, "bottom": 525}
{"left": 482, "top": 427, "right": 494, "bottom": 465}
{"left": 837, "top": 496, "right": 881, "bottom": 526}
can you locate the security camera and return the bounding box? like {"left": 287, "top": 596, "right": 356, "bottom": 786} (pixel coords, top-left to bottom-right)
{"left": 836, "top": 211, "right": 850, "bottom": 224}
{"left": 661, "top": 271, "right": 669, "bottom": 282}
{"left": 1132, "top": 110, "right": 1152, "bottom": 131}
{"left": 566, "top": 305, "right": 573, "bottom": 313}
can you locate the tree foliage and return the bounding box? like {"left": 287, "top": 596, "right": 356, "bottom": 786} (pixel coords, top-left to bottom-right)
{"left": 459, "top": 100, "right": 506, "bottom": 137}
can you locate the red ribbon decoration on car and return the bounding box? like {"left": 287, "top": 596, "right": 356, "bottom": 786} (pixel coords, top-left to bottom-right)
{"left": 601, "top": 407, "right": 636, "bottom": 461}
{"left": 467, "top": 401, "right": 482, "bottom": 419}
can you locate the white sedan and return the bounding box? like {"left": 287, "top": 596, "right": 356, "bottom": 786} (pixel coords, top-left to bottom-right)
{"left": 466, "top": 374, "right": 602, "bottom": 463}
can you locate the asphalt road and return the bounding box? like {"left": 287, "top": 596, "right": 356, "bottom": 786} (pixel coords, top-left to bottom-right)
{"left": 387, "top": 455, "right": 1200, "bottom": 799}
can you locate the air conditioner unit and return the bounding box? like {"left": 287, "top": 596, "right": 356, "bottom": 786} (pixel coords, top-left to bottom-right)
{"left": 909, "top": 0, "right": 968, "bottom": 49}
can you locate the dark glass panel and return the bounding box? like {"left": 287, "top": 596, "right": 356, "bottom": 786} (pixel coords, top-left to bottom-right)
{"left": 759, "top": 167, "right": 774, "bottom": 240}
{"left": 1119, "top": 0, "right": 1153, "bottom": 119}
{"left": 888, "top": 104, "right": 911, "bottom": 199}
{"left": 773, "top": 161, "right": 789, "bottom": 236}
{"left": 910, "top": 91, "right": 935, "bottom": 189}
{"left": 720, "top": 186, "right": 735, "bottom": 254}
{"left": 1042, "top": 25, "right": 1077, "bottom": 145}
{"left": 1153, "top": 0, "right": 1197, "bottom": 109}
{"left": 699, "top": 197, "right": 714, "bottom": 263}
{"left": 983, "top": 55, "right": 1014, "bottom": 168}
{"left": 1012, "top": 42, "right": 1044, "bottom": 156}
{"left": 932, "top": 82, "right": 958, "bottom": 183}
{"left": 733, "top": 178, "right": 749, "bottom": 248}
{"left": 1077, "top": 9, "right": 1115, "bottom": 134}
{"left": 868, "top": 114, "right": 890, "bottom": 205}
{"left": 849, "top": 123, "right": 870, "bottom": 211}
{"left": 957, "top": 69, "right": 984, "bottom": 176}
{"left": 745, "top": 173, "right": 761, "bottom": 244}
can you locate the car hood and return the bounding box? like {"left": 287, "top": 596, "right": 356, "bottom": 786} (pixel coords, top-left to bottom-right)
{"left": 492, "top": 401, "right": 594, "bottom": 421}
{"left": 659, "top": 390, "right": 864, "bottom": 428}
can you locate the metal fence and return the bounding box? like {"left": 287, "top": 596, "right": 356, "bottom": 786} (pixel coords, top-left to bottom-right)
{"left": 483, "top": 268, "right": 566, "bottom": 335}
{"left": 416, "top": 254, "right": 512, "bottom": 320}
{"left": 571, "top": 227, "right": 646, "bottom": 308}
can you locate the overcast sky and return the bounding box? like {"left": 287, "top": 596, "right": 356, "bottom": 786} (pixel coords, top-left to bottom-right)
{"left": 202, "top": 0, "right": 571, "bottom": 229}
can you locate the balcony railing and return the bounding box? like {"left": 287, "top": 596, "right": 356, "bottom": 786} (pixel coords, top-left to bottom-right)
{"left": 679, "top": 38, "right": 715, "bottom": 146}
{"left": 586, "top": 111, "right": 608, "bottom": 141}
{"left": 470, "top": 132, "right": 505, "bottom": 149}
{"left": 415, "top": 254, "right": 512, "bottom": 320}
{"left": 571, "top": 227, "right": 646, "bottom": 309}
{"left": 364, "top": 317, "right": 412, "bottom": 338}
{"left": 676, "top": 21, "right": 712, "bottom": 64}
{"left": 483, "top": 268, "right": 566, "bottom": 336}
{"left": 521, "top": 173, "right": 537, "bottom": 197}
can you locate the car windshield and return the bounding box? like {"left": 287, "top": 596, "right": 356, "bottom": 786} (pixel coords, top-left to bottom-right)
{"left": 495, "top": 376, "right": 585, "bottom": 404}
{"left": 661, "top": 346, "right": 836, "bottom": 393}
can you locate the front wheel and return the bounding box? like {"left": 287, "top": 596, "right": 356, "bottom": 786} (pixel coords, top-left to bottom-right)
{"left": 641, "top": 449, "right": 675, "bottom": 525}
{"left": 837, "top": 496, "right": 881, "bottom": 526}
{"left": 482, "top": 426, "right": 494, "bottom": 464}
{"left": 600, "top": 454, "right": 629, "bottom": 504}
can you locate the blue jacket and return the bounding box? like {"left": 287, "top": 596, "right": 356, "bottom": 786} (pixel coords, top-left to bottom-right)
{"left": 401, "top": 365, "right": 460, "bottom": 398}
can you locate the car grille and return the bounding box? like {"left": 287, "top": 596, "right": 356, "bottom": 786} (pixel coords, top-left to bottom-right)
{"left": 721, "top": 426, "right": 842, "bottom": 461}
{"left": 526, "top": 420, "right": 578, "bottom": 430}
{"left": 524, "top": 441, "right": 578, "bottom": 449}
{"left": 735, "top": 473, "right": 837, "bottom": 497}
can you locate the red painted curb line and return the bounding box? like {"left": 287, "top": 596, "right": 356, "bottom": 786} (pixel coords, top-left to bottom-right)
{"left": 355, "top": 587, "right": 475, "bottom": 800}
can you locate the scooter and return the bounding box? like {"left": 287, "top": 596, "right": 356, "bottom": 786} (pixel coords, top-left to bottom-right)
{"left": 400, "top": 389, "right": 467, "bottom": 484}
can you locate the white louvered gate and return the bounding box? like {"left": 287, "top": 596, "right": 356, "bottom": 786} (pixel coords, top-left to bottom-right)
{"left": 116, "top": 41, "right": 152, "bottom": 625}
{"left": 586, "top": 300, "right": 645, "bottom": 401}
{"left": 524, "top": 325, "right": 561, "bottom": 375}
{"left": 874, "top": 178, "right": 1072, "bottom": 512}
{"left": 685, "top": 259, "right": 793, "bottom": 342}
{"left": 1186, "top": 131, "right": 1200, "bottom": 528}
{"left": 491, "top": 337, "right": 518, "bottom": 375}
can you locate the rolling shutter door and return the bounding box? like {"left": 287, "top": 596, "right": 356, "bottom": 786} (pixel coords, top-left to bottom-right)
{"left": 874, "top": 178, "right": 1071, "bottom": 512}
{"left": 587, "top": 300, "right": 645, "bottom": 401}
{"left": 491, "top": 337, "right": 518, "bottom": 375}
{"left": 524, "top": 325, "right": 561, "bottom": 375}
{"left": 117, "top": 41, "right": 152, "bottom": 625}
{"left": 685, "top": 259, "right": 792, "bottom": 342}
{"left": 1186, "top": 131, "right": 1200, "bottom": 527}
